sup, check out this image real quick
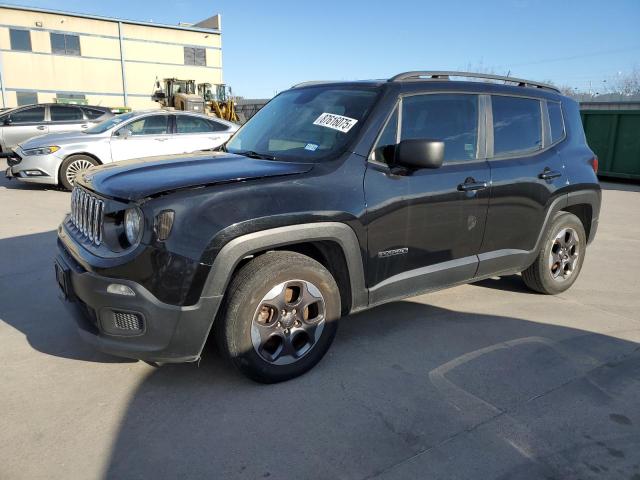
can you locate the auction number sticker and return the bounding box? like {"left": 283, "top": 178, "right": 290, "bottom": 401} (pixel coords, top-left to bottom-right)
{"left": 313, "top": 113, "right": 358, "bottom": 133}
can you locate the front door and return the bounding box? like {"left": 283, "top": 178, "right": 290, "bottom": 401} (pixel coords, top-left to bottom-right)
{"left": 476, "top": 95, "right": 566, "bottom": 276}
{"left": 110, "top": 114, "right": 172, "bottom": 162}
{"left": 364, "top": 93, "right": 490, "bottom": 304}
{"left": 3, "top": 106, "right": 47, "bottom": 148}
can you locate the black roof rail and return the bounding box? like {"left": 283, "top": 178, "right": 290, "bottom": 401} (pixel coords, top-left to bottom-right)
{"left": 389, "top": 71, "right": 560, "bottom": 93}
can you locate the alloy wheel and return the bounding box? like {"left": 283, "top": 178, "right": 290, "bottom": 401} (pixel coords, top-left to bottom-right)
{"left": 548, "top": 227, "right": 580, "bottom": 281}
{"left": 65, "top": 159, "right": 95, "bottom": 185}
{"left": 251, "top": 279, "right": 326, "bottom": 365}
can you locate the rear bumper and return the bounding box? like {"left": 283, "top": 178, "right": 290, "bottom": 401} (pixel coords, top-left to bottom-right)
{"left": 56, "top": 239, "right": 221, "bottom": 363}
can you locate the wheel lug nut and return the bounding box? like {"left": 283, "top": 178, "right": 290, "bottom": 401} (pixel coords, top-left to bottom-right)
{"left": 284, "top": 329, "right": 289, "bottom": 334}
{"left": 277, "top": 322, "right": 281, "bottom": 327}
{"left": 292, "top": 309, "right": 297, "bottom": 315}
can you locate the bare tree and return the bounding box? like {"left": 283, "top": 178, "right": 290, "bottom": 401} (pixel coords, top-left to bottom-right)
{"left": 609, "top": 67, "right": 640, "bottom": 96}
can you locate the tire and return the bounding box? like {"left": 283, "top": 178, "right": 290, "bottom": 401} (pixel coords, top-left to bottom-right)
{"left": 522, "top": 212, "right": 587, "bottom": 295}
{"left": 216, "top": 251, "right": 341, "bottom": 383}
{"left": 59, "top": 155, "right": 99, "bottom": 191}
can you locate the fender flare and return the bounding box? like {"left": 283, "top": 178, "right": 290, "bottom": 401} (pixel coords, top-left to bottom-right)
{"left": 199, "top": 222, "right": 368, "bottom": 313}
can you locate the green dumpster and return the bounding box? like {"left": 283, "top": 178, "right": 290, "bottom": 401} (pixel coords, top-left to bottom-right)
{"left": 581, "top": 110, "right": 640, "bottom": 180}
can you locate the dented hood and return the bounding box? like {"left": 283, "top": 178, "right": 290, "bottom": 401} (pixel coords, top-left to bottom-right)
{"left": 76, "top": 152, "right": 313, "bottom": 200}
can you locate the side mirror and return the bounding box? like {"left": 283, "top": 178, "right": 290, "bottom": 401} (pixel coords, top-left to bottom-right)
{"left": 396, "top": 139, "right": 444, "bottom": 169}
{"left": 3, "top": 116, "right": 12, "bottom": 126}
{"left": 116, "top": 128, "right": 132, "bottom": 139}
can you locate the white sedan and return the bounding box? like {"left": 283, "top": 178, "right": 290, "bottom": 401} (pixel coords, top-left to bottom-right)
{"left": 4, "top": 110, "right": 238, "bottom": 190}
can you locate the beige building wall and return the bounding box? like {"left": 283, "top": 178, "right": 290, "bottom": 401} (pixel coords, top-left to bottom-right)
{"left": 0, "top": 5, "right": 222, "bottom": 109}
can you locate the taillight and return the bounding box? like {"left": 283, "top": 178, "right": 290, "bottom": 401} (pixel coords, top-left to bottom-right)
{"left": 591, "top": 156, "right": 599, "bottom": 174}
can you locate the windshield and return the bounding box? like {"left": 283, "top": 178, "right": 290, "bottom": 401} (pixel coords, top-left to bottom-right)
{"left": 226, "top": 86, "right": 380, "bottom": 161}
{"left": 84, "top": 112, "right": 136, "bottom": 134}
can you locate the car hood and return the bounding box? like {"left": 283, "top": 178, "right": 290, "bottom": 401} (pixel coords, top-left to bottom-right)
{"left": 76, "top": 152, "right": 314, "bottom": 200}
{"left": 19, "top": 131, "right": 103, "bottom": 149}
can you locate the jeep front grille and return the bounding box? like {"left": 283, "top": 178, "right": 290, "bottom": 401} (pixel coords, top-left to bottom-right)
{"left": 70, "top": 187, "right": 104, "bottom": 246}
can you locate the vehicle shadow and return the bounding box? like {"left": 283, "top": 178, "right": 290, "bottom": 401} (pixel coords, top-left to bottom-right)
{"left": 0, "top": 230, "right": 132, "bottom": 363}
{"left": 102, "top": 301, "right": 640, "bottom": 480}
{"left": 470, "top": 274, "right": 536, "bottom": 294}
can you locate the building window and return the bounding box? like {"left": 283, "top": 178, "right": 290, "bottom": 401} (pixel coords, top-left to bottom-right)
{"left": 184, "top": 47, "right": 206, "bottom": 66}
{"left": 16, "top": 91, "right": 38, "bottom": 106}
{"left": 55, "top": 93, "right": 87, "bottom": 105}
{"left": 10, "top": 29, "right": 32, "bottom": 51}
{"left": 50, "top": 33, "right": 81, "bottom": 56}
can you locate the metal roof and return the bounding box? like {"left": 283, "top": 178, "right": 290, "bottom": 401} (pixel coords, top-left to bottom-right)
{"left": 0, "top": 3, "right": 221, "bottom": 34}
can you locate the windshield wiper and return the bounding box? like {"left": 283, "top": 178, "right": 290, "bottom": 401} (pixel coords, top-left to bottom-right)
{"left": 234, "top": 150, "right": 277, "bottom": 161}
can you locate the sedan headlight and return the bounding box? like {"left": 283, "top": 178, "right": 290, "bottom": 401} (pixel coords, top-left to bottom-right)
{"left": 22, "top": 146, "right": 60, "bottom": 156}
{"left": 124, "top": 207, "right": 143, "bottom": 246}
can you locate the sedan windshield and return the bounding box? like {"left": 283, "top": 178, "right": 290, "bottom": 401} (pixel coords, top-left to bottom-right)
{"left": 84, "top": 112, "right": 136, "bottom": 134}
{"left": 226, "top": 86, "right": 380, "bottom": 161}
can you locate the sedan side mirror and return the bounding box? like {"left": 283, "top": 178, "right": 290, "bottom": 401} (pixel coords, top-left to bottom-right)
{"left": 396, "top": 139, "right": 444, "bottom": 169}
{"left": 3, "top": 116, "right": 12, "bottom": 126}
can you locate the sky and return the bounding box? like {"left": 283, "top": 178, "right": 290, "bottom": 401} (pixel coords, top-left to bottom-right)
{"left": 4, "top": 0, "right": 639, "bottom": 98}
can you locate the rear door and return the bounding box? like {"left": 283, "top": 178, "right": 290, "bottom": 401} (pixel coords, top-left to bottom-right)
{"left": 109, "top": 114, "right": 171, "bottom": 162}
{"left": 172, "top": 115, "right": 233, "bottom": 153}
{"left": 48, "top": 105, "right": 88, "bottom": 134}
{"left": 477, "top": 94, "right": 565, "bottom": 276}
{"left": 364, "top": 92, "right": 490, "bottom": 304}
{"left": 3, "top": 106, "right": 47, "bottom": 148}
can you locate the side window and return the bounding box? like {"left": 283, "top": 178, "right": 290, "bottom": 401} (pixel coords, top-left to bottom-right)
{"left": 492, "top": 96, "right": 542, "bottom": 156}
{"left": 401, "top": 94, "right": 478, "bottom": 162}
{"left": 83, "top": 108, "right": 107, "bottom": 120}
{"left": 122, "top": 116, "right": 169, "bottom": 136}
{"left": 9, "top": 106, "right": 45, "bottom": 124}
{"left": 547, "top": 101, "right": 565, "bottom": 144}
{"left": 372, "top": 105, "right": 398, "bottom": 164}
{"left": 16, "top": 92, "right": 38, "bottom": 106}
{"left": 10, "top": 29, "right": 31, "bottom": 51}
{"left": 50, "top": 106, "right": 84, "bottom": 122}
{"left": 208, "top": 120, "right": 230, "bottom": 132}
{"left": 176, "top": 115, "right": 216, "bottom": 133}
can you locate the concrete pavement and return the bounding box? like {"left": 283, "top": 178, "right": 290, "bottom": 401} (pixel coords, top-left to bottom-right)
{"left": 1, "top": 161, "right": 639, "bottom": 479}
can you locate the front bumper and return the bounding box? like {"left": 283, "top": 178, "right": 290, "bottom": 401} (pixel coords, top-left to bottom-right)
{"left": 56, "top": 238, "right": 222, "bottom": 363}
{"left": 5, "top": 147, "right": 61, "bottom": 185}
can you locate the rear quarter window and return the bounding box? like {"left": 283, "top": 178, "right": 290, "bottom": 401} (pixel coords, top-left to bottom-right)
{"left": 492, "top": 96, "right": 542, "bottom": 156}
{"left": 547, "top": 101, "right": 565, "bottom": 144}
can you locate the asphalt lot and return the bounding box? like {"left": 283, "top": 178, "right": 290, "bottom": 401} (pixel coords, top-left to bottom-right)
{"left": 1, "top": 160, "right": 639, "bottom": 480}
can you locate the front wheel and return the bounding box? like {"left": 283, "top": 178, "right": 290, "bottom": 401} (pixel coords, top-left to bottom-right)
{"left": 59, "top": 155, "right": 98, "bottom": 191}
{"left": 216, "top": 251, "right": 341, "bottom": 383}
{"left": 522, "top": 212, "right": 587, "bottom": 294}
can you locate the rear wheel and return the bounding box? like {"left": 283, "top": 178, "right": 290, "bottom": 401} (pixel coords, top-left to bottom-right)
{"left": 522, "top": 212, "right": 586, "bottom": 294}
{"left": 60, "top": 155, "right": 98, "bottom": 191}
{"left": 216, "top": 251, "right": 341, "bottom": 383}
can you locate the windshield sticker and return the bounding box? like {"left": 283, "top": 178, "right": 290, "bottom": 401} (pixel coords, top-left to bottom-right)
{"left": 304, "top": 143, "right": 319, "bottom": 151}
{"left": 313, "top": 113, "right": 358, "bottom": 133}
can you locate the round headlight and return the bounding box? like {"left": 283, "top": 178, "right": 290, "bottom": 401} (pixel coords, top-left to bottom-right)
{"left": 124, "top": 207, "right": 143, "bottom": 246}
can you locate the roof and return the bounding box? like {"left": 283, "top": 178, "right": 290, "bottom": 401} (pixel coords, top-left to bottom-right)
{"left": 0, "top": 3, "right": 221, "bottom": 34}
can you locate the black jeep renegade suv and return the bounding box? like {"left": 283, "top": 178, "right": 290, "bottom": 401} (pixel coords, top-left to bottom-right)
{"left": 55, "top": 71, "right": 600, "bottom": 383}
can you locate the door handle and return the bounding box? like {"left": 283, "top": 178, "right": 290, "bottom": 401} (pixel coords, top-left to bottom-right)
{"left": 458, "top": 179, "right": 488, "bottom": 192}
{"left": 539, "top": 168, "right": 562, "bottom": 180}
{"left": 80, "top": 124, "right": 88, "bottom": 128}
{"left": 37, "top": 126, "right": 46, "bottom": 130}
{"left": 155, "top": 138, "right": 169, "bottom": 142}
